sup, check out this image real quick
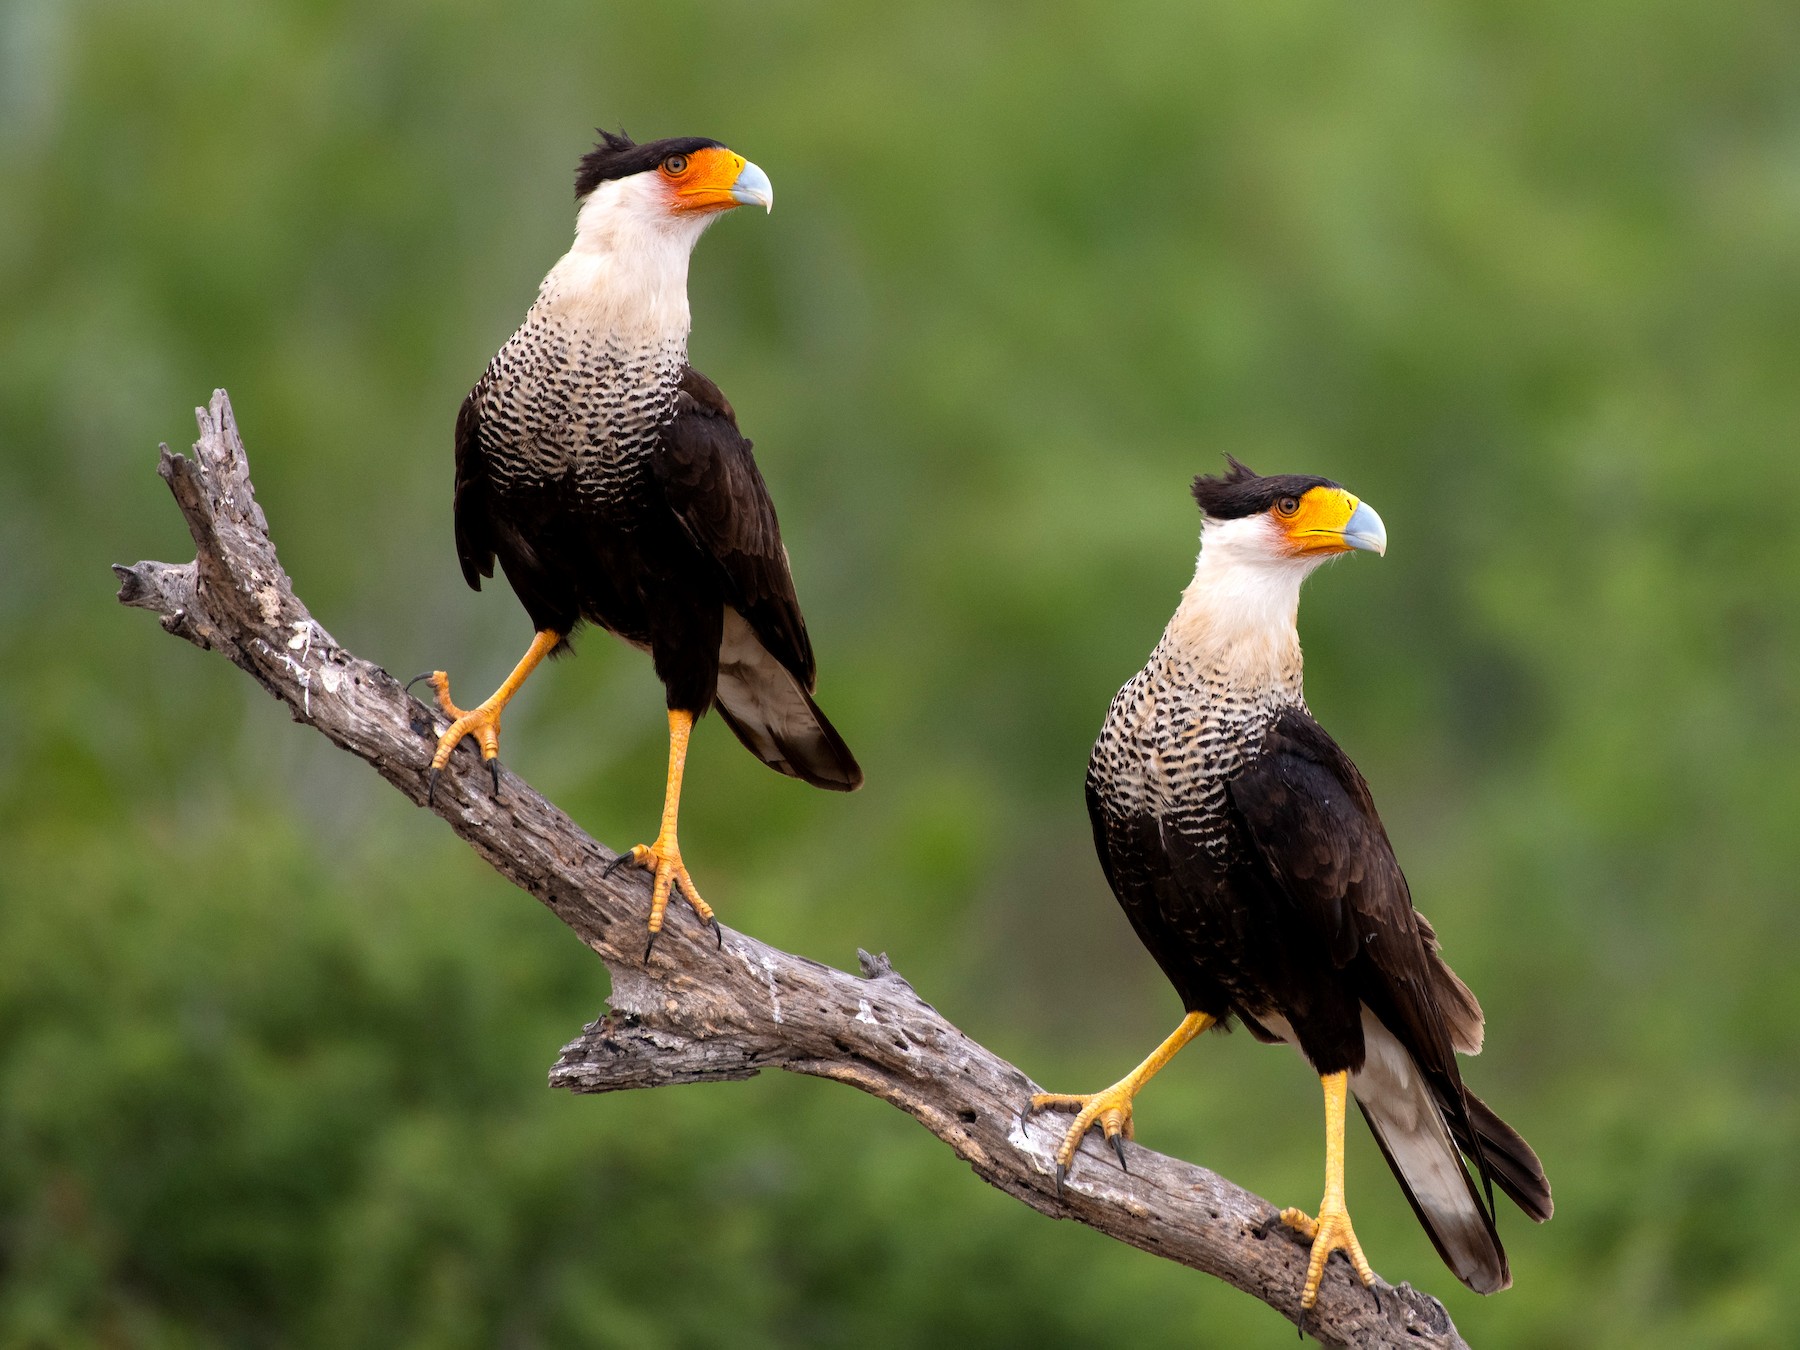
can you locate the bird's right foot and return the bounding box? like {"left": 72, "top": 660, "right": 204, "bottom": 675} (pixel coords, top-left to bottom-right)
{"left": 408, "top": 669, "right": 504, "bottom": 803}
{"left": 1021, "top": 1012, "right": 1215, "bottom": 1194}
{"left": 407, "top": 630, "right": 561, "bottom": 805}
{"left": 1024, "top": 1078, "right": 1141, "bottom": 1192}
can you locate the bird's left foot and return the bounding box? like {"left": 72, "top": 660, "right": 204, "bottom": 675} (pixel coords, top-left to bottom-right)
{"left": 606, "top": 831, "right": 721, "bottom": 960}
{"left": 1281, "top": 1196, "right": 1376, "bottom": 1310}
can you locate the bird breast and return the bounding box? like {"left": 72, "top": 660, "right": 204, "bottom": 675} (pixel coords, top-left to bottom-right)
{"left": 1090, "top": 633, "right": 1304, "bottom": 853}
{"left": 476, "top": 304, "right": 687, "bottom": 512}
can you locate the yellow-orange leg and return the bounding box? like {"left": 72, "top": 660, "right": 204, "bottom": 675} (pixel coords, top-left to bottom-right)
{"left": 604, "top": 709, "right": 719, "bottom": 961}
{"left": 1282, "top": 1070, "right": 1378, "bottom": 1314}
{"left": 408, "top": 629, "right": 560, "bottom": 804}
{"left": 1026, "top": 1011, "right": 1215, "bottom": 1194}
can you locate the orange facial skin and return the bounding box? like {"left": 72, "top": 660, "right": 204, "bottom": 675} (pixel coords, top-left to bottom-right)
{"left": 662, "top": 146, "right": 752, "bottom": 214}
{"left": 1274, "top": 486, "right": 1376, "bottom": 556}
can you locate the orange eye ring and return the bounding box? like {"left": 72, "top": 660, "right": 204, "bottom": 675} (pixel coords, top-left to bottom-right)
{"left": 662, "top": 153, "right": 689, "bottom": 175}
{"left": 1275, "top": 496, "right": 1301, "bottom": 517}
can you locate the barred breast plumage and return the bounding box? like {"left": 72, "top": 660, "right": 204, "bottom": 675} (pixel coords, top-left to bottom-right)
{"left": 471, "top": 306, "right": 687, "bottom": 516}
{"left": 1088, "top": 626, "right": 1305, "bottom": 862}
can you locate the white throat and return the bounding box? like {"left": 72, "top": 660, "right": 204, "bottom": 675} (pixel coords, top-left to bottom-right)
{"left": 533, "top": 174, "right": 718, "bottom": 343}
{"left": 1166, "top": 514, "right": 1323, "bottom": 689}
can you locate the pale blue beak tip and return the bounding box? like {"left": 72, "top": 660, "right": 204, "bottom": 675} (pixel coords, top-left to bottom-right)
{"left": 730, "top": 160, "right": 774, "bottom": 213}
{"left": 1344, "top": 501, "right": 1387, "bottom": 556}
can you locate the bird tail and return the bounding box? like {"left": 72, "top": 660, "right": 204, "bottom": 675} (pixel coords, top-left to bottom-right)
{"left": 713, "top": 615, "right": 862, "bottom": 791}
{"left": 1351, "top": 1019, "right": 1516, "bottom": 1295}
{"left": 1449, "top": 1088, "right": 1554, "bottom": 1224}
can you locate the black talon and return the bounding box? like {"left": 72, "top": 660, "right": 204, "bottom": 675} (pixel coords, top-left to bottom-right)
{"left": 426, "top": 767, "right": 440, "bottom": 806}
{"left": 1054, "top": 1161, "right": 1068, "bottom": 1199}
{"left": 711, "top": 916, "right": 724, "bottom": 949}
{"left": 488, "top": 757, "right": 502, "bottom": 797}
{"left": 643, "top": 929, "right": 659, "bottom": 963}
{"left": 604, "top": 852, "right": 631, "bottom": 878}
{"left": 405, "top": 671, "right": 435, "bottom": 695}
{"left": 1111, "top": 1132, "right": 1130, "bottom": 1172}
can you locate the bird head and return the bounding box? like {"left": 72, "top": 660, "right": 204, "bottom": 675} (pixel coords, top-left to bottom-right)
{"left": 1172, "top": 457, "right": 1386, "bottom": 663}
{"left": 573, "top": 130, "right": 772, "bottom": 244}
{"left": 1190, "top": 456, "right": 1386, "bottom": 571}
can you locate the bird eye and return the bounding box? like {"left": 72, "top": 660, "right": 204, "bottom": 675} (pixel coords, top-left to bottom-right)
{"left": 663, "top": 154, "right": 689, "bottom": 175}
{"left": 1276, "top": 496, "right": 1301, "bottom": 517}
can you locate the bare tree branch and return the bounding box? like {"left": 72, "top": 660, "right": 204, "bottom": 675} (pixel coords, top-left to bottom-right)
{"left": 114, "top": 390, "right": 1472, "bottom": 1349}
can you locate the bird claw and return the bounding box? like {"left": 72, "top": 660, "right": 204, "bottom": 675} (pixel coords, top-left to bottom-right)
{"left": 420, "top": 752, "right": 500, "bottom": 808}
{"left": 1024, "top": 1081, "right": 1139, "bottom": 1191}
{"left": 1282, "top": 1200, "right": 1375, "bottom": 1311}
{"left": 609, "top": 836, "right": 717, "bottom": 959}
{"left": 638, "top": 904, "right": 718, "bottom": 965}
{"left": 413, "top": 668, "right": 508, "bottom": 803}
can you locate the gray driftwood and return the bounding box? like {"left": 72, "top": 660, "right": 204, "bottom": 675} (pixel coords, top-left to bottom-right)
{"left": 114, "top": 391, "right": 1472, "bottom": 1349}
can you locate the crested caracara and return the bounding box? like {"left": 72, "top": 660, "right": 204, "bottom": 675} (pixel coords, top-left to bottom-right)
{"left": 1027, "top": 459, "right": 1550, "bottom": 1312}
{"left": 415, "top": 131, "right": 861, "bottom": 955}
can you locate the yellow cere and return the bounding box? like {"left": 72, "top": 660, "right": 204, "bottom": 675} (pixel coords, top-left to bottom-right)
{"left": 1280, "top": 486, "right": 1362, "bottom": 556}
{"left": 667, "top": 147, "right": 750, "bottom": 214}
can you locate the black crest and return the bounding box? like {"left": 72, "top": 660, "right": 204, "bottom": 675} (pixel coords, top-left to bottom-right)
{"left": 574, "top": 128, "right": 725, "bottom": 199}
{"left": 1190, "top": 455, "right": 1340, "bottom": 520}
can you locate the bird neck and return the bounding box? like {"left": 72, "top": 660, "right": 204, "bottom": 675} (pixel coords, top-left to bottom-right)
{"left": 536, "top": 177, "right": 714, "bottom": 344}
{"left": 1164, "top": 519, "right": 1313, "bottom": 698}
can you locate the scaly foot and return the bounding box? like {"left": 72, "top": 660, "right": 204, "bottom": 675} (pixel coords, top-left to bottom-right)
{"left": 1025, "top": 1079, "right": 1140, "bottom": 1193}
{"left": 1023, "top": 1013, "right": 1214, "bottom": 1195}
{"left": 408, "top": 631, "right": 561, "bottom": 806}
{"left": 408, "top": 670, "right": 505, "bottom": 803}
{"left": 1282, "top": 1196, "right": 1376, "bottom": 1310}
{"left": 605, "top": 830, "right": 721, "bottom": 960}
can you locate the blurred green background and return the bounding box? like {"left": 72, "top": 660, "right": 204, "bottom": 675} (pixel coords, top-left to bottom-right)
{"left": 4, "top": 0, "right": 1799, "bottom": 1345}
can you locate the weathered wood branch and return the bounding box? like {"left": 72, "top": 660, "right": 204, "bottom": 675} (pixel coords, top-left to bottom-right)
{"left": 114, "top": 391, "right": 1470, "bottom": 1349}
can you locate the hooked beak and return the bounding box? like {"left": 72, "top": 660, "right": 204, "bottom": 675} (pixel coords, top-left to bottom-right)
{"left": 1340, "top": 500, "right": 1387, "bottom": 556}
{"left": 729, "top": 159, "right": 773, "bottom": 213}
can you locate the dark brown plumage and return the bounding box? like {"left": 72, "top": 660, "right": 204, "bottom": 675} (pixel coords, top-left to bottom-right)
{"left": 453, "top": 364, "right": 857, "bottom": 788}
{"left": 420, "top": 132, "right": 858, "bottom": 952}
{"left": 1032, "top": 462, "right": 1548, "bottom": 1308}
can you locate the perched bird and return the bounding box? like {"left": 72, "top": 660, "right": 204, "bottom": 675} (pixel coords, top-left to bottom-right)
{"left": 416, "top": 131, "right": 861, "bottom": 953}
{"left": 1027, "top": 460, "right": 1549, "bottom": 1311}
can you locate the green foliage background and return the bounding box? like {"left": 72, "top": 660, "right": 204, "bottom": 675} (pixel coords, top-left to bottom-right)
{"left": 4, "top": 1, "right": 1799, "bottom": 1345}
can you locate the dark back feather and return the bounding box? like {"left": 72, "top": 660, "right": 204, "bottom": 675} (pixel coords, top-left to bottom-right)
{"left": 651, "top": 367, "right": 816, "bottom": 688}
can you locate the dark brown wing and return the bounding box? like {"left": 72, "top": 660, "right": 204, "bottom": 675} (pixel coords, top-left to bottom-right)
{"left": 1083, "top": 768, "right": 1247, "bottom": 1015}
{"left": 453, "top": 380, "right": 496, "bottom": 591}
{"left": 1227, "top": 709, "right": 1495, "bottom": 1208}
{"left": 651, "top": 367, "right": 815, "bottom": 686}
